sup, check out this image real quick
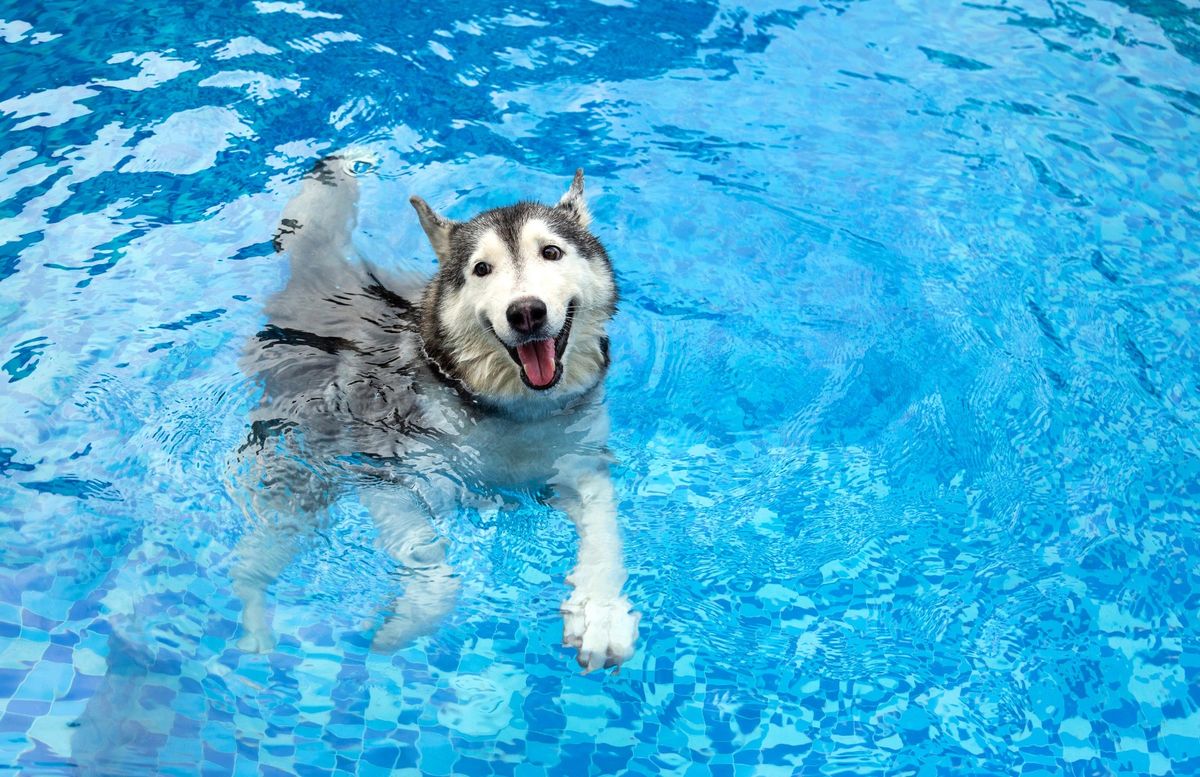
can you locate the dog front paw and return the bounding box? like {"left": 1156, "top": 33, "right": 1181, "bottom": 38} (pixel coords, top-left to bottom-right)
{"left": 370, "top": 614, "right": 429, "bottom": 653}
{"left": 236, "top": 594, "right": 276, "bottom": 653}
{"left": 237, "top": 628, "right": 275, "bottom": 653}
{"left": 561, "top": 593, "right": 639, "bottom": 672}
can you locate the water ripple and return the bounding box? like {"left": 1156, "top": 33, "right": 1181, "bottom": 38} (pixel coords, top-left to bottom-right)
{"left": 2, "top": 0, "right": 1199, "bottom": 773}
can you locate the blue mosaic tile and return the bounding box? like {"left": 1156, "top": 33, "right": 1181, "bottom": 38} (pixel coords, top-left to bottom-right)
{"left": 4, "top": 0, "right": 1200, "bottom": 773}
{"left": 261, "top": 766, "right": 293, "bottom": 777}
{"left": 0, "top": 713, "right": 33, "bottom": 735}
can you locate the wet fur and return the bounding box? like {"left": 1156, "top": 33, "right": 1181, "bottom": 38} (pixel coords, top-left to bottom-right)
{"left": 229, "top": 155, "right": 638, "bottom": 671}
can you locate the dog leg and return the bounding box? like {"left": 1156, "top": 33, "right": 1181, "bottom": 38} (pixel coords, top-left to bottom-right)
{"left": 360, "top": 488, "right": 460, "bottom": 651}
{"left": 552, "top": 456, "right": 639, "bottom": 672}
{"left": 230, "top": 524, "right": 303, "bottom": 652}
{"left": 274, "top": 151, "right": 377, "bottom": 293}
{"left": 227, "top": 447, "right": 330, "bottom": 653}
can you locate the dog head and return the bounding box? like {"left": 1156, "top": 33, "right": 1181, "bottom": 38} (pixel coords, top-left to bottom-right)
{"left": 411, "top": 171, "right": 617, "bottom": 410}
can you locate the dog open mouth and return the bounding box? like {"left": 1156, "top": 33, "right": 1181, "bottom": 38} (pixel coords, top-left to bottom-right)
{"left": 506, "top": 302, "right": 575, "bottom": 391}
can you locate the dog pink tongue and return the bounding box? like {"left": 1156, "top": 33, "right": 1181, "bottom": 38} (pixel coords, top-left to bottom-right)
{"left": 516, "top": 339, "right": 556, "bottom": 388}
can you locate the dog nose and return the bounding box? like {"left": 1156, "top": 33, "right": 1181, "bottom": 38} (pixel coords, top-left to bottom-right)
{"left": 506, "top": 297, "right": 548, "bottom": 335}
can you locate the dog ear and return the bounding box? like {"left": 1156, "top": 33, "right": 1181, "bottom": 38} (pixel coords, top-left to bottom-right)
{"left": 556, "top": 169, "right": 590, "bottom": 228}
{"left": 409, "top": 196, "right": 455, "bottom": 262}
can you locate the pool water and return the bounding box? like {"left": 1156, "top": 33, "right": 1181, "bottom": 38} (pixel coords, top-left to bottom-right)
{"left": 2, "top": 0, "right": 1199, "bottom": 773}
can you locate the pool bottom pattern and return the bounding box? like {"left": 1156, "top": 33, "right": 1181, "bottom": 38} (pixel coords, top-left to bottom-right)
{"left": 2, "top": 493, "right": 1196, "bottom": 775}
{"left": 3, "top": 0, "right": 1200, "bottom": 772}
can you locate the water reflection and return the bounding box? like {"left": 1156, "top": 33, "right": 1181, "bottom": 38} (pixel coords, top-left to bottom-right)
{"left": 1, "top": 0, "right": 1197, "bottom": 772}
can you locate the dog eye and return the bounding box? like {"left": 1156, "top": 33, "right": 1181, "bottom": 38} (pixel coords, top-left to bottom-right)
{"left": 540, "top": 245, "right": 562, "bottom": 261}
{"left": 472, "top": 262, "right": 491, "bottom": 277}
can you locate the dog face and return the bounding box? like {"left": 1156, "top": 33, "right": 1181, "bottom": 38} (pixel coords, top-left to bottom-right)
{"left": 412, "top": 171, "right": 617, "bottom": 408}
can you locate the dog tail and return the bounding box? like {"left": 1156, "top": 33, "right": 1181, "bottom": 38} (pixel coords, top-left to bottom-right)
{"left": 273, "top": 149, "right": 380, "bottom": 286}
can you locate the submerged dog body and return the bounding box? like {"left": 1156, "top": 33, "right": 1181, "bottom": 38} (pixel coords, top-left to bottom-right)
{"left": 232, "top": 155, "right": 637, "bottom": 670}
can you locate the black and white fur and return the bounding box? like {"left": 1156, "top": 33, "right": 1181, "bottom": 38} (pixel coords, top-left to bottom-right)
{"left": 230, "top": 153, "right": 638, "bottom": 671}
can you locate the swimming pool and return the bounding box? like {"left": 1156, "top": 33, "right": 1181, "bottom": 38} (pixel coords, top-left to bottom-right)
{"left": 2, "top": 0, "right": 1198, "bottom": 773}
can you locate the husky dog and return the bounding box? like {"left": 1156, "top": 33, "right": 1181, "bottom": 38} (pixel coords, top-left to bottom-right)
{"left": 230, "top": 154, "right": 638, "bottom": 671}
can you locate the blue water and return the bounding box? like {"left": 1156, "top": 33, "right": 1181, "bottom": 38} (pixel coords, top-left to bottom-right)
{"left": 2, "top": 0, "right": 1199, "bottom": 773}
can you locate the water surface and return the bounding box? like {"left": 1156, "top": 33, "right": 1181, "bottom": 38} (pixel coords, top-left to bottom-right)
{"left": 1, "top": 0, "right": 1199, "bottom": 773}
